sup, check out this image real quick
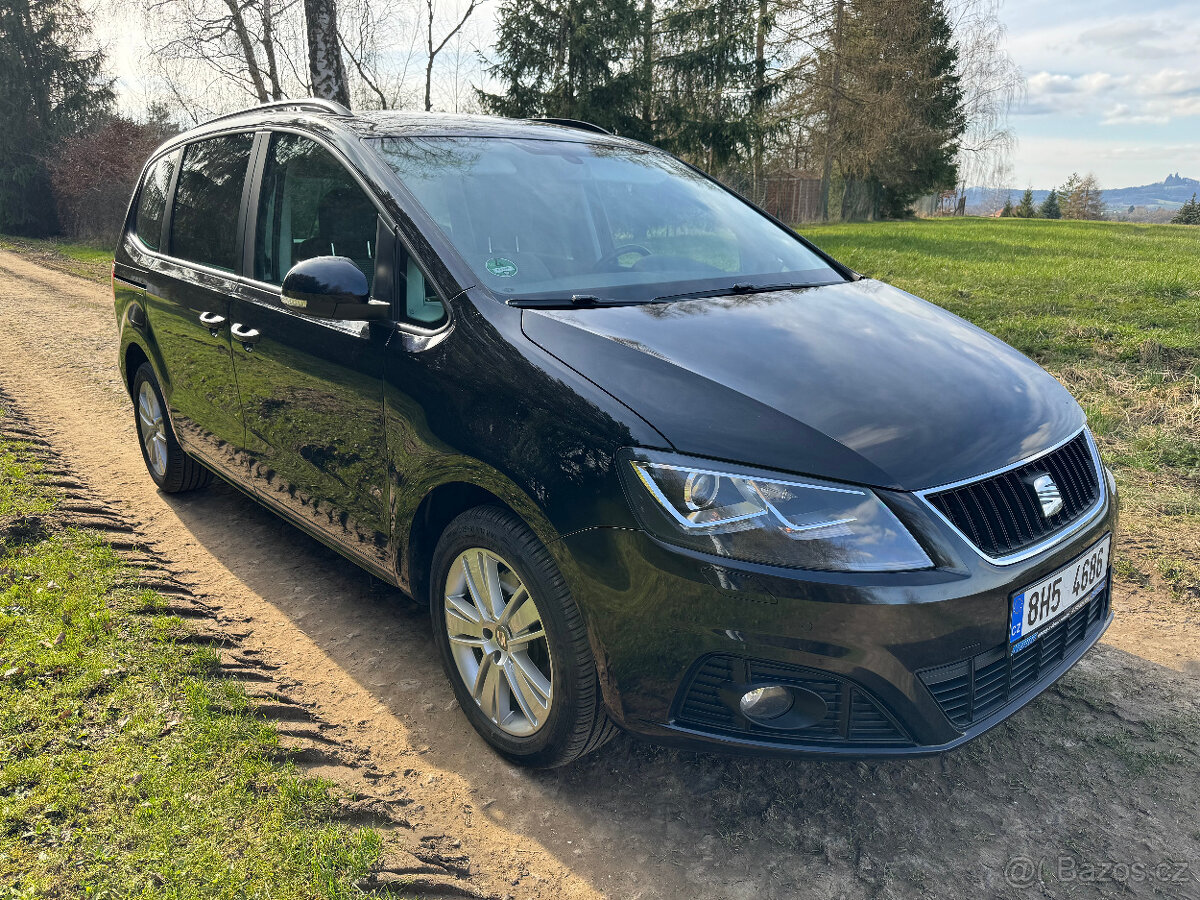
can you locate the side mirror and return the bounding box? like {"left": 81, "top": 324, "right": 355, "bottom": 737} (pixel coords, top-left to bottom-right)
{"left": 281, "top": 256, "right": 390, "bottom": 320}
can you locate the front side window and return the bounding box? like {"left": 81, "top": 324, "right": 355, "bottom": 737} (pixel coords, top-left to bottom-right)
{"left": 373, "top": 137, "right": 842, "bottom": 303}
{"left": 254, "top": 133, "right": 378, "bottom": 290}
{"left": 134, "top": 152, "right": 176, "bottom": 251}
{"left": 169, "top": 133, "right": 254, "bottom": 272}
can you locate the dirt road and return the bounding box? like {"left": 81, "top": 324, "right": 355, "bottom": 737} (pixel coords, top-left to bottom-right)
{"left": 1, "top": 248, "right": 1198, "bottom": 900}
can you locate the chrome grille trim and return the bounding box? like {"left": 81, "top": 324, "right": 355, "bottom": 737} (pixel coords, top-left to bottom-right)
{"left": 916, "top": 428, "right": 1107, "bottom": 566}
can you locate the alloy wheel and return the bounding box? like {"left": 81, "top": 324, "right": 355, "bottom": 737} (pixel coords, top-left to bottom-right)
{"left": 443, "top": 548, "right": 553, "bottom": 737}
{"left": 137, "top": 381, "right": 168, "bottom": 478}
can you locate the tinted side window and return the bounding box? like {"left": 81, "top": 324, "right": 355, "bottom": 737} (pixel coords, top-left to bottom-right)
{"left": 134, "top": 153, "right": 176, "bottom": 251}
{"left": 398, "top": 247, "right": 446, "bottom": 327}
{"left": 254, "top": 133, "right": 378, "bottom": 289}
{"left": 170, "top": 134, "right": 254, "bottom": 272}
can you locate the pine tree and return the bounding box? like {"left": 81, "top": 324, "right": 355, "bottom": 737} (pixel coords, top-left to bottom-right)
{"left": 0, "top": 0, "right": 113, "bottom": 235}
{"left": 815, "top": 0, "right": 965, "bottom": 219}
{"left": 655, "top": 0, "right": 763, "bottom": 168}
{"left": 1172, "top": 193, "right": 1200, "bottom": 225}
{"left": 1015, "top": 187, "right": 1035, "bottom": 218}
{"left": 477, "top": 0, "right": 647, "bottom": 138}
{"left": 1038, "top": 189, "right": 1062, "bottom": 220}
{"left": 1000, "top": 196, "right": 1013, "bottom": 217}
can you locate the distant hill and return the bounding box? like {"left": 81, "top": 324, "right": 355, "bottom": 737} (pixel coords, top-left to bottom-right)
{"left": 966, "top": 174, "right": 1200, "bottom": 213}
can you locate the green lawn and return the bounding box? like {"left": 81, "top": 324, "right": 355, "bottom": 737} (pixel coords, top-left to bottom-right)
{"left": 0, "top": 415, "right": 380, "bottom": 897}
{"left": 806, "top": 217, "right": 1200, "bottom": 601}
{"left": 804, "top": 218, "right": 1200, "bottom": 365}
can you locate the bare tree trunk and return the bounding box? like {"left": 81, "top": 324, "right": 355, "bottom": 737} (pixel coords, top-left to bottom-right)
{"left": 261, "top": 0, "right": 284, "bottom": 100}
{"left": 425, "top": 0, "right": 479, "bottom": 112}
{"left": 304, "top": 0, "right": 351, "bottom": 107}
{"left": 340, "top": 31, "right": 391, "bottom": 108}
{"left": 221, "top": 0, "right": 270, "bottom": 102}
{"left": 641, "top": 0, "right": 654, "bottom": 133}
{"left": 425, "top": 0, "right": 435, "bottom": 111}
{"left": 818, "top": 0, "right": 844, "bottom": 222}
{"left": 752, "top": 0, "right": 767, "bottom": 203}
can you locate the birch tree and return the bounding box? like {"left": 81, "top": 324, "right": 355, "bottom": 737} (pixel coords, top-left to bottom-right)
{"left": 304, "top": 0, "right": 351, "bottom": 106}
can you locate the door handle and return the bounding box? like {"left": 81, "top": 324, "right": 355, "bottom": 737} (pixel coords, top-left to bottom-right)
{"left": 199, "top": 311, "right": 227, "bottom": 336}
{"left": 231, "top": 323, "right": 261, "bottom": 351}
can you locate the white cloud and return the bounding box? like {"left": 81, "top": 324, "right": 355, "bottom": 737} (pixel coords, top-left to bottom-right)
{"left": 1022, "top": 67, "right": 1200, "bottom": 124}
{"left": 1078, "top": 22, "right": 1186, "bottom": 60}
{"left": 1134, "top": 68, "right": 1200, "bottom": 98}
{"left": 1091, "top": 69, "right": 1200, "bottom": 124}
{"left": 1021, "top": 71, "right": 1125, "bottom": 116}
{"left": 1100, "top": 104, "right": 1170, "bottom": 126}
{"left": 1026, "top": 71, "right": 1122, "bottom": 96}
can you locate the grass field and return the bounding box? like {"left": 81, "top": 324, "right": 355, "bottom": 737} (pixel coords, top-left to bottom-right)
{"left": 0, "top": 416, "right": 380, "bottom": 897}
{"left": 807, "top": 217, "right": 1200, "bottom": 604}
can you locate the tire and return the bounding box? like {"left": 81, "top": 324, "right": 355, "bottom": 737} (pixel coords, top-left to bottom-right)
{"left": 429, "top": 506, "right": 618, "bottom": 767}
{"left": 131, "top": 362, "right": 212, "bottom": 493}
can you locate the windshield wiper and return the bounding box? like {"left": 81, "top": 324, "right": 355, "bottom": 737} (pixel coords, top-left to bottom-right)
{"left": 652, "top": 281, "right": 820, "bottom": 303}
{"left": 506, "top": 295, "right": 661, "bottom": 309}
{"left": 509, "top": 281, "right": 823, "bottom": 310}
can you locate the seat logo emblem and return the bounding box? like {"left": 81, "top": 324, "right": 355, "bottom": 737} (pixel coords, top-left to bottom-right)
{"left": 1032, "top": 474, "right": 1063, "bottom": 518}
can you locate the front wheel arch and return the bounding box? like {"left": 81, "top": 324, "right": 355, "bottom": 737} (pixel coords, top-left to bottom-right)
{"left": 406, "top": 481, "right": 535, "bottom": 611}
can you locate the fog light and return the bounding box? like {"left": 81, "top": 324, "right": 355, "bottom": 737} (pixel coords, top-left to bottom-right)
{"left": 739, "top": 685, "right": 794, "bottom": 721}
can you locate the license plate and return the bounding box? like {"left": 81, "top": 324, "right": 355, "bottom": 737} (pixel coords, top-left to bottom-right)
{"left": 1010, "top": 534, "right": 1110, "bottom": 645}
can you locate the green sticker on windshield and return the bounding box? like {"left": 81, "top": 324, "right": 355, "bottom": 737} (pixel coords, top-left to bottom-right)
{"left": 486, "top": 256, "right": 518, "bottom": 277}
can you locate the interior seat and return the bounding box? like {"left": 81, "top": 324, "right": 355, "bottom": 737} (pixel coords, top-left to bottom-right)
{"left": 296, "top": 186, "right": 377, "bottom": 278}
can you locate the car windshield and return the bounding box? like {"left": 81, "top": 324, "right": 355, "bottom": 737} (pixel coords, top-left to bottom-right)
{"left": 371, "top": 136, "right": 843, "bottom": 303}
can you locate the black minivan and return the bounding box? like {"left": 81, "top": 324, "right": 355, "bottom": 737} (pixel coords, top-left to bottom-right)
{"left": 114, "top": 99, "right": 1116, "bottom": 766}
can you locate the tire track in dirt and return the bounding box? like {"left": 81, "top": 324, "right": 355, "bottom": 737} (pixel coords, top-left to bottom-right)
{"left": 2, "top": 248, "right": 1199, "bottom": 900}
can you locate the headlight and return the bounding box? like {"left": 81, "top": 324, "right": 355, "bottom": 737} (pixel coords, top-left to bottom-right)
{"left": 620, "top": 451, "right": 932, "bottom": 572}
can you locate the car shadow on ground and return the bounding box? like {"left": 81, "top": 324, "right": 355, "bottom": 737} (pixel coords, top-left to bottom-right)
{"left": 163, "top": 479, "right": 1200, "bottom": 900}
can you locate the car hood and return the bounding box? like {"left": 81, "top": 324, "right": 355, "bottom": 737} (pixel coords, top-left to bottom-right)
{"left": 520, "top": 279, "right": 1084, "bottom": 491}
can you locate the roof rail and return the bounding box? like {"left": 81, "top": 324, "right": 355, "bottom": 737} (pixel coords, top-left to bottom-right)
{"left": 204, "top": 98, "right": 352, "bottom": 127}
{"left": 529, "top": 117, "right": 612, "bottom": 135}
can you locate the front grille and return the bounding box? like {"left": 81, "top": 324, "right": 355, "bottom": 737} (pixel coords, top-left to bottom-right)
{"left": 675, "top": 655, "right": 912, "bottom": 747}
{"left": 924, "top": 431, "right": 1101, "bottom": 559}
{"left": 919, "top": 586, "right": 1109, "bottom": 729}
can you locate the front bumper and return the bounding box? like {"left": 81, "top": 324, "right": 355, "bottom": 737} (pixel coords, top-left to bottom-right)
{"left": 553, "top": 469, "right": 1118, "bottom": 757}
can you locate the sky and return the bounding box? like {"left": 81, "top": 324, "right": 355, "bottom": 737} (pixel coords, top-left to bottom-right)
{"left": 1002, "top": 0, "right": 1200, "bottom": 189}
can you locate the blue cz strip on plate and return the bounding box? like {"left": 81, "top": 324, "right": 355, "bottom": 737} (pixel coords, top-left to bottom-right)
{"left": 1010, "top": 593, "right": 1025, "bottom": 641}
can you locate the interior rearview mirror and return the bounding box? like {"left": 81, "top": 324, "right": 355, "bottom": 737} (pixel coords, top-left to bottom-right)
{"left": 281, "top": 256, "right": 390, "bottom": 320}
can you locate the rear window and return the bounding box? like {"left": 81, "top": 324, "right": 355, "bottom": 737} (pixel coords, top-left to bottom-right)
{"left": 169, "top": 134, "right": 254, "bottom": 272}
{"left": 134, "top": 153, "right": 176, "bottom": 251}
